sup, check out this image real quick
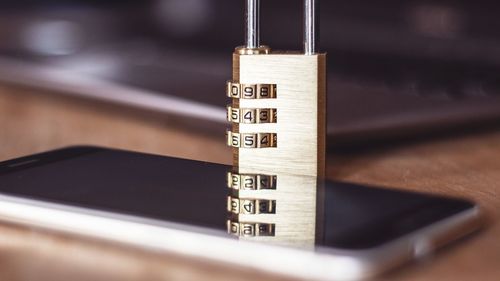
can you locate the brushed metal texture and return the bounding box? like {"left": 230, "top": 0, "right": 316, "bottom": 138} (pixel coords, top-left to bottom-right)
{"left": 231, "top": 51, "right": 326, "bottom": 177}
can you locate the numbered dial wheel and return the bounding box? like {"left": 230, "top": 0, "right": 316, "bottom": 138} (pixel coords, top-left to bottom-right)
{"left": 227, "top": 220, "right": 275, "bottom": 237}
{"left": 227, "top": 172, "right": 277, "bottom": 190}
{"left": 227, "top": 106, "right": 277, "bottom": 124}
{"left": 227, "top": 196, "right": 276, "bottom": 215}
{"left": 227, "top": 82, "right": 277, "bottom": 99}
{"left": 226, "top": 131, "right": 277, "bottom": 148}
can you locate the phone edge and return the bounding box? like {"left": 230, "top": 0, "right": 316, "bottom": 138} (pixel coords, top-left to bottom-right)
{"left": 0, "top": 193, "right": 484, "bottom": 281}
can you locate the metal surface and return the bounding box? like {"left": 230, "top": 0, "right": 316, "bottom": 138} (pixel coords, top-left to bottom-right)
{"left": 231, "top": 1, "right": 325, "bottom": 177}
{"left": 232, "top": 173, "right": 320, "bottom": 247}
{"left": 246, "top": 0, "right": 260, "bottom": 49}
{"left": 304, "top": 0, "right": 317, "bottom": 55}
{"left": 231, "top": 50, "right": 326, "bottom": 177}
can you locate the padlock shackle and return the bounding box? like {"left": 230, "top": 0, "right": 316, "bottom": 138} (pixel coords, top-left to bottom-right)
{"left": 245, "top": 0, "right": 317, "bottom": 54}
{"left": 246, "top": 0, "right": 260, "bottom": 49}
{"left": 304, "top": 0, "right": 317, "bottom": 55}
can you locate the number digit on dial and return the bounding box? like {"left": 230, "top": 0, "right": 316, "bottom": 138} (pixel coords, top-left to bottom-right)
{"left": 226, "top": 82, "right": 277, "bottom": 99}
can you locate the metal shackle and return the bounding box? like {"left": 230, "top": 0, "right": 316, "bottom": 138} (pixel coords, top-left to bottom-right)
{"left": 245, "top": 0, "right": 318, "bottom": 55}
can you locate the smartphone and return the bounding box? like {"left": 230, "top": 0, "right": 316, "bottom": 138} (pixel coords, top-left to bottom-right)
{"left": 0, "top": 146, "right": 483, "bottom": 280}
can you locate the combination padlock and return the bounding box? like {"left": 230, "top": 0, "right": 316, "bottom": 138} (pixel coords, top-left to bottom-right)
{"left": 225, "top": 0, "right": 325, "bottom": 247}
{"left": 226, "top": 0, "right": 326, "bottom": 178}
{"left": 226, "top": 171, "right": 321, "bottom": 247}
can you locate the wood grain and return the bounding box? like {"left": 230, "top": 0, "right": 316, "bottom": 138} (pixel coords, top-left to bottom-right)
{"left": 327, "top": 134, "right": 500, "bottom": 281}
{"left": 0, "top": 85, "right": 232, "bottom": 164}
{"left": 0, "top": 85, "right": 499, "bottom": 280}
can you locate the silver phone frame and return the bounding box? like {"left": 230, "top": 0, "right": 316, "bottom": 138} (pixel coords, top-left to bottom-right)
{"left": 0, "top": 192, "right": 482, "bottom": 281}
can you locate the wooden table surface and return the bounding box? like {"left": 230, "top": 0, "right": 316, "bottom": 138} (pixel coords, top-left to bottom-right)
{"left": 0, "top": 85, "right": 498, "bottom": 281}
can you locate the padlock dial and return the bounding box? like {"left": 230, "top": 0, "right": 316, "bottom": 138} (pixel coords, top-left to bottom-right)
{"left": 226, "top": 131, "right": 277, "bottom": 148}
{"left": 226, "top": 82, "right": 277, "bottom": 99}
{"left": 226, "top": 106, "right": 277, "bottom": 124}
{"left": 227, "top": 172, "right": 277, "bottom": 190}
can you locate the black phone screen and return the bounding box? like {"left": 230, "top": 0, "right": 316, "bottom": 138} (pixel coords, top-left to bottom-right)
{"left": 0, "top": 147, "right": 474, "bottom": 250}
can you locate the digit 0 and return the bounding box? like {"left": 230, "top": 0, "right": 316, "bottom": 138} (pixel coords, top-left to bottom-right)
{"left": 227, "top": 220, "right": 240, "bottom": 235}
{"left": 226, "top": 82, "right": 241, "bottom": 98}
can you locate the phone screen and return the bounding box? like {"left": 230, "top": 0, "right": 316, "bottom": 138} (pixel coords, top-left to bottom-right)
{"left": 0, "top": 147, "right": 473, "bottom": 250}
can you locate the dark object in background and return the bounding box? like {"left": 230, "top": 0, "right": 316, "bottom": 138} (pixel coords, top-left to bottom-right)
{"left": 1, "top": 0, "right": 500, "bottom": 146}
{"left": 0, "top": 146, "right": 483, "bottom": 279}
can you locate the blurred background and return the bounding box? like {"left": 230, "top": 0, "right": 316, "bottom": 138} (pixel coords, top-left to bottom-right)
{"left": 1, "top": 0, "right": 500, "bottom": 147}
{"left": 0, "top": 2, "right": 499, "bottom": 280}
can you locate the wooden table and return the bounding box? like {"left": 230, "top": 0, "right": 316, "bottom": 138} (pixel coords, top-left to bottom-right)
{"left": 0, "top": 85, "right": 498, "bottom": 281}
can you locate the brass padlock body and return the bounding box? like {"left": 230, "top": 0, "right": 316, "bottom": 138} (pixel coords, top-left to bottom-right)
{"left": 231, "top": 48, "right": 326, "bottom": 177}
